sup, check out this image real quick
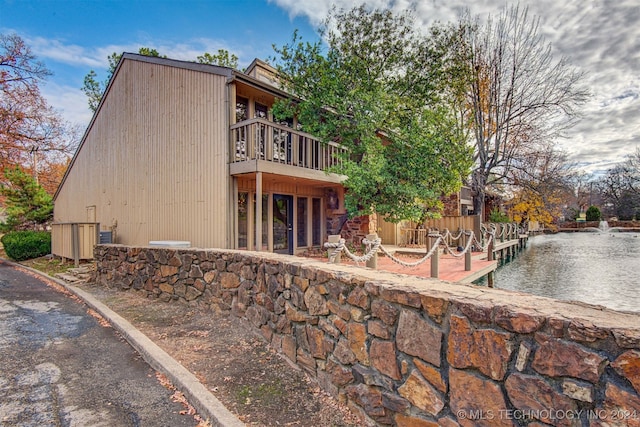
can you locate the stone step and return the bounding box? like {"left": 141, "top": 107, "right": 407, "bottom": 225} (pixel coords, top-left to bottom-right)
{"left": 55, "top": 273, "right": 84, "bottom": 283}
{"left": 68, "top": 266, "right": 93, "bottom": 275}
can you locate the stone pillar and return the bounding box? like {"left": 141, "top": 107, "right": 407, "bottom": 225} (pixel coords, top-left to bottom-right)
{"left": 368, "top": 213, "right": 378, "bottom": 235}
{"left": 365, "top": 233, "right": 378, "bottom": 269}
{"left": 328, "top": 235, "right": 342, "bottom": 264}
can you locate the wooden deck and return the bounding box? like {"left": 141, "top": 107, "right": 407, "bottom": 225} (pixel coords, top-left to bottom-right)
{"left": 316, "top": 246, "right": 497, "bottom": 284}
{"left": 379, "top": 251, "right": 497, "bottom": 283}
{"left": 316, "top": 233, "right": 529, "bottom": 285}
{"left": 376, "top": 247, "right": 498, "bottom": 284}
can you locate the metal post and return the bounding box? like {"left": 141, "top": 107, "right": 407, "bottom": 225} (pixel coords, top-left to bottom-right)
{"left": 328, "top": 235, "right": 341, "bottom": 264}
{"left": 365, "top": 233, "right": 378, "bottom": 269}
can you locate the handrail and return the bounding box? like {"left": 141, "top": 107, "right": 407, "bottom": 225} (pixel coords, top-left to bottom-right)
{"left": 230, "top": 118, "right": 347, "bottom": 171}
{"left": 326, "top": 222, "right": 527, "bottom": 285}
{"left": 231, "top": 118, "right": 343, "bottom": 148}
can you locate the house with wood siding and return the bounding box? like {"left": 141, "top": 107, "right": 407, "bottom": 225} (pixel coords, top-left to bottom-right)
{"left": 54, "top": 53, "right": 354, "bottom": 255}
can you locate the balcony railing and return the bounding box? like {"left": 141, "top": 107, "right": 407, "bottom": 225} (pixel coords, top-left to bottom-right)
{"left": 230, "top": 118, "right": 347, "bottom": 171}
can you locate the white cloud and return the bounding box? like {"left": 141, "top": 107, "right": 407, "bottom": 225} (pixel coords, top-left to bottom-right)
{"left": 41, "top": 82, "right": 93, "bottom": 128}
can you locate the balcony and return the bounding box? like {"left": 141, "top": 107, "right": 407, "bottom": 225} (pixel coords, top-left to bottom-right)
{"left": 460, "top": 186, "right": 474, "bottom": 206}
{"left": 230, "top": 118, "right": 347, "bottom": 182}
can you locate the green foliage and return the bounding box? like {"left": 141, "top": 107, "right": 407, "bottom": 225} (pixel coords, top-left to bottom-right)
{"left": 83, "top": 47, "right": 240, "bottom": 112}
{"left": 1, "top": 230, "right": 51, "bottom": 261}
{"left": 489, "top": 208, "right": 511, "bottom": 223}
{"left": 585, "top": 205, "right": 601, "bottom": 221}
{"left": 197, "top": 49, "right": 239, "bottom": 69}
{"left": 273, "top": 6, "right": 472, "bottom": 222}
{"left": 0, "top": 167, "right": 53, "bottom": 231}
{"left": 82, "top": 69, "right": 102, "bottom": 113}
{"left": 82, "top": 47, "right": 164, "bottom": 112}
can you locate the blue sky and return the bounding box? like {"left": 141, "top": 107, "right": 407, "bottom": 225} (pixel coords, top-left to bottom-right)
{"left": 2, "top": 0, "right": 639, "bottom": 175}
{"left": 2, "top": 0, "right": 319, "bottom": 127}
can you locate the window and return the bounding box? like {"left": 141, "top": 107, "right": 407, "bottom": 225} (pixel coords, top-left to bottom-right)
{"left": 236, "top": 97, "right": 248, "bottom": 122}
{"left": 238, "top": 192, "right": 248, "bottom": 249}
{"left": 255, "top": 102, "right": 268, "bottom": 119}
{"left": 297, "top": 198, "right": 308, "bottom": 247}
{"left": 312, "top": 198, "right": 322, "bottom": 246}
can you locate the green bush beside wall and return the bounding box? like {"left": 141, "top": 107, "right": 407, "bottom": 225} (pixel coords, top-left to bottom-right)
{"left": 1, "top": 231, "right": 51, "bottom": 261}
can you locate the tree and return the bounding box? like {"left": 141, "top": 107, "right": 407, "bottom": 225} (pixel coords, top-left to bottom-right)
{"left": 0, "top": 167, "right": 53, "bottom": 231}
{"left": 441, "top": 6, "right": 588, "bottom": 219}
{"left": 0, "top": 34, "right": 76, "bottom": 173}
{"left": 597, "top": 148, "right": 640, "bottom": 219}
{"left": 506, "top": 141, "right": 574, "bottom": 225}
{"left": 509, "top": 189, "right": 554, "bottom": 226}
{"left": 272, "top": 6, "right": 472, "bottom": 222}
{"left": 82, "top": 47, "right": 164, "bottom": 112}
{"left": 197, "top": 49, "right": 238, "bottom": 68}
{"left": 585, "top": 205, "right": 601, "bottom": 221}
{"left": 83, "top": 48, "right": 240, "bottom": 112}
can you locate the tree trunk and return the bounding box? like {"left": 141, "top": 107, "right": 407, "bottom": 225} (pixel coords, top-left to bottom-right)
{"left": 472, "top": 170, "right": 487, "bottom": 221}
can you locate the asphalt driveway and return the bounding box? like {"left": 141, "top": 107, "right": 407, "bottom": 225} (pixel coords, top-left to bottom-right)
{"left": 0, "top": 260, "right": 199, "bottom": 427}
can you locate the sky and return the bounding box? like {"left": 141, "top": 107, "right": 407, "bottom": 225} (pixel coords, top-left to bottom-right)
{"left": 2, "top": 0, "right": 639, "bottom": 175}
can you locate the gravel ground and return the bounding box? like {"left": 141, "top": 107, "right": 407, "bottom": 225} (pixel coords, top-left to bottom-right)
{"left": 72, "top": 279, "right": 361, "bottom": 427}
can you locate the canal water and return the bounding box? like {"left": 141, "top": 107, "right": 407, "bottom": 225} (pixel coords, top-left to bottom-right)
{"left": 485, "top": 231, "right": 640, "bottom": 313}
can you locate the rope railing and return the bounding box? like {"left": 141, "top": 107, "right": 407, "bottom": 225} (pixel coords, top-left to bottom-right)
{"left": 325, "top": 230, "right": 484, "bottom": 267}
{"left": 325, "top": 237, "right": 382, "bottom": 264}
{"left": 378, "top": 234, "right": 443, "bottom": 268}
{"left": 323, "top": 222, "right": 523, "bottom": 283}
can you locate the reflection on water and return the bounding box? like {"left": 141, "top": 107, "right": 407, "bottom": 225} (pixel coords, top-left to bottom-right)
{"left": 488, "top": 232, "right": 640, "bottom": 313}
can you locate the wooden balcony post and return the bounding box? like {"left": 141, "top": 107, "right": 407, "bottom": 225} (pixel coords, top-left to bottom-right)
{"left": 256, "top": 172, "right": 263, "bottom": 251}
{"left": 266, "top": 123, "right": 273, "bottom": 160}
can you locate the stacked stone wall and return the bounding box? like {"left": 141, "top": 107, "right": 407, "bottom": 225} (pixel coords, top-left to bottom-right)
{"left": 442, "top": 193, "right": 460, "bottom": 216}
{"left": 94, "top": 244, "right": 640, "bottom": 426}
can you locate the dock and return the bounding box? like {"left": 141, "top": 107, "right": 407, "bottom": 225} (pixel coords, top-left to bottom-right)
{"left": 375, "top": 250, "right": 498, "bottom": 284}
{"left": 320, "top": 230, "right": 529, "bottom": 285}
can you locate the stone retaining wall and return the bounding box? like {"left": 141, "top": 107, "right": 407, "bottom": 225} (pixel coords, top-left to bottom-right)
{"left": 94, "top": 244, "right": 640, "bottom": 426}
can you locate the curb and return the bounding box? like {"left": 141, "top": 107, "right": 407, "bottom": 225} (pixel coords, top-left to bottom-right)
{"left": 14, "top": 261, "right": 245, "bottom": 427}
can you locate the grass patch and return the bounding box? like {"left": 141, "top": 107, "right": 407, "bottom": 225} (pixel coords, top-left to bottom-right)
{"left": 236, "top": 381, "right": 284, "bottom": 406}
{"left": 0, "top": 243, "right": 91, "bottom": 278}
{"left": 20, "top": 256, "right": 73, "bottom": 276}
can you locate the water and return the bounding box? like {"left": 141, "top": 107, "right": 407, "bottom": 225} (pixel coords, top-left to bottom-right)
{"left": 487, "top": 232, "right": 640, "bottom": 313}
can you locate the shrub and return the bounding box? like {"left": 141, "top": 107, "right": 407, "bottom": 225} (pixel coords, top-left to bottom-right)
{"left": 0, "top": 167, "right": 53, "bottom": 232}
{"left": 1, "top": 231, "right": 51, "bottom": 261}
{"left": 489, "top": 208, "right": 511, "bottom": 223}
{"left": 585, "top": 205, "right": 602, "bottom": 221}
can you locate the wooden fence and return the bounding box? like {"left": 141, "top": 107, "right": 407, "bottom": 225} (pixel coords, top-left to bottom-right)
{"left": 51, "top": 223, "right": 100, "bottom": 266}
{"left": 400, "top": 216, "right": 481, "bottom": 247}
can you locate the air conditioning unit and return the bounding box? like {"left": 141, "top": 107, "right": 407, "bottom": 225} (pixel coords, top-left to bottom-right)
{"left": 99, "top": 231, "right": 113, "bottom": 244}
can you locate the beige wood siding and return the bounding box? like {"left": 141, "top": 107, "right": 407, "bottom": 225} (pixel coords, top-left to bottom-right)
{"left": 54, "top": 59, "right": 230, "bottom": 249}
{"left": 236, "top": 176, "right": 328, "bottom": 197}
